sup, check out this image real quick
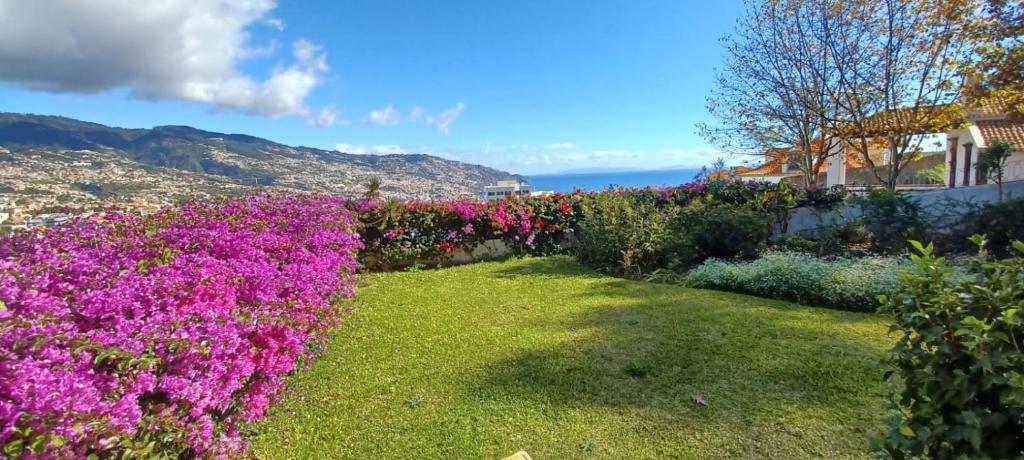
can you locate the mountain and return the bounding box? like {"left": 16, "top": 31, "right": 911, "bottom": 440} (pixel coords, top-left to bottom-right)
{"left": 0, "top": 113, "right": 516, "bottom": 202}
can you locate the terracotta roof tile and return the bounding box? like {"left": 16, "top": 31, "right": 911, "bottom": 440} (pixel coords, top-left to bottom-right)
{"left": 739, "top": 161, "right": 784, "bottom": 176}
{"left": 976, "top": 119, "right": 1024, "bottom": 150}
{"left": 837, "top": 104, "right": 964, "bottom": 137}
{"left": 967, "top": 99, "right": 1012, "bottom": 119}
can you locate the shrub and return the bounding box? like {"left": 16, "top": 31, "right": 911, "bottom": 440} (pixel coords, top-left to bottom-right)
{"left": 796, "top": 184, "right": 848, "bottom": 209}
{"left": 674, "top": 204, "right": 769, "bottom": 266}
{"left": 876, "top": 239, "right": 1024, "bottom": 458}
{"left": 957, "top": 198, "right": 1024, "bottom": 258}
{"left": 774, "top": 234, "right": 820, "bottom": 254}
{"left": 0, "top": 195, "right": 362, "bottom": 457}
{"left": 852, "top": 188, "right": 924, "bottom": 254}
{"left": 685, "top": 252, "right": 913, "bottom": 312}
{"left": 575, "top": 191, "right": 675, "bottom": 277}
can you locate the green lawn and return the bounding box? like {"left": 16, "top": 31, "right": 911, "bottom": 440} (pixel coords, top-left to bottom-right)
{"left": 249, "top": 256, "right": 894, "bottom": 459}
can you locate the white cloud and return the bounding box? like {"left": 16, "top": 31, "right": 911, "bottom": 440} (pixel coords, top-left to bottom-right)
{"left": 364, "top": 105, "right": 401, "bottom": 126}
{"left": 429, "top": 103, "right": 465, "bottom": 134}
{"left": 408, "top": 106, "right": 425, "bottom": 121}
{"left": 327, "top": 142, "right": 720, "bottom": 175}
{"left": 544, "top": 142, "right": 576, "bottom": 150}
{"left": 335, "top": 143, "right": 369, "bottom": 155}
{"left": 264, "top": 17, "right": 285, "bottom": 31}
{"left": 0, "top": 0, "right": 333, "bottom": 124}
{"left": 335, "top": 143, "right": 408, "bottom": 155}
{"left": 310, "top": 106, "right": 351, "bottom": 127}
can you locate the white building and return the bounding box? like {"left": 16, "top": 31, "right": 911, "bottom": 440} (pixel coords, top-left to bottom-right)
{"left": 945, "top": 103, "right": 1024, "bottom": 188}
{"left": 483, "top": 180, "right": 532, "bottom": 201}
{"left": 826, "top": 101, "right": 1024, "bottom": 188}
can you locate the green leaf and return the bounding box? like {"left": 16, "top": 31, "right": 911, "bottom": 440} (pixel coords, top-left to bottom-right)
{"left": 4, "top": 439, "right": 24, "bottom": 456}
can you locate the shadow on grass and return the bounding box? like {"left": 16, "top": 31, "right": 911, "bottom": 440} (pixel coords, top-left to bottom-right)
{"left": 471, "top": 257, "right": 891, "bottom": 453}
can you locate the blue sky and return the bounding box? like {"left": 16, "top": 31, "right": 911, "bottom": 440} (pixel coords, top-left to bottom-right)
{"left": 0, "top": 0, "right": 742, "bottom": 174}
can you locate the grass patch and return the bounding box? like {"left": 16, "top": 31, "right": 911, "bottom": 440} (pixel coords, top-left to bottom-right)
{"left": 248, "top": 256, "right": 892, "bottom": 459}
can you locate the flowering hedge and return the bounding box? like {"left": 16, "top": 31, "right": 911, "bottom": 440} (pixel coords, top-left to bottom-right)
{"left": 349, "top": 181, "right": 843, "bottom": 271}
{"left": 0, "top": 195, "right": 362, "bottom": 457}
{"left": 351, "top": 193, "right": 581, "bottom": 270}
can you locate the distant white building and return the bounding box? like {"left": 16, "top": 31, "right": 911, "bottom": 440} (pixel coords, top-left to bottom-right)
{"left": 26, "top": 213, "right": 72, "bottom": 228}
{"left": 483, "top": 180, "right": 532, "bottom": 201}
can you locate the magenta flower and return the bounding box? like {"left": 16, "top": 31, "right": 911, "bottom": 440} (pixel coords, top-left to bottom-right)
{"left": 0, "top": 194, "right": 362, "bottom": 457}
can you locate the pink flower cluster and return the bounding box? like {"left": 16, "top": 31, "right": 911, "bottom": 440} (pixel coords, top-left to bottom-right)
{"left": 355, "top": 194, "right": 579, "bottom": 269}
{"left": 0, "top": 195, "right": 362, "bottom": 457}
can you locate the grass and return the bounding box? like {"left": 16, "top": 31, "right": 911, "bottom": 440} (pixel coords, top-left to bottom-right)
{"left": 248, "top": 256, "right": 893, "bottom": 459}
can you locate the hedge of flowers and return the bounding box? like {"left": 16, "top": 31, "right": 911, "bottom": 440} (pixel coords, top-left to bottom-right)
{"left": 0, "top": 195, "right": 362, "bottom": 458}
{"left": 350, "top": 193, "right": 581, "bottom": 270}
{"left": 349, "top": 181, "right": 845, "bottom": 271}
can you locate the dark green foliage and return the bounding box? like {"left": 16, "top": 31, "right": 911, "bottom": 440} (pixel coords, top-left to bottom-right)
{"left": 958, "top": 198, "right": 1024, "bottom": 258}
{"left": 775, "top": 234, "right": 820, "bottom": 254}
{"left": 981, "top": 141, "right": 1014, "bottom": 202}
{"left": 674, "top": 204, "right": 769, "bottom": 265}
{"left": 796, "top": 185, "right": 848, "bottom": 209}
{"left": 575, "top": 191, "right": 675, "bottom": 277}
{"left": 852, "top": 189, "right": 924, "bottom": 254}
{"left": 876, "top": 238, "right": 1024, "bottom": 459}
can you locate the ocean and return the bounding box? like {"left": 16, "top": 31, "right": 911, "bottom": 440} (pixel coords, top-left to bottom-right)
{"left": 526, "top": 168, "right": 704, "bottom": 193}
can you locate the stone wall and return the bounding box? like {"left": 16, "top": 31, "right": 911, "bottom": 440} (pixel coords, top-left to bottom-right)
{"left": 786, "top": 179, "right": 1024, "bottom": 237}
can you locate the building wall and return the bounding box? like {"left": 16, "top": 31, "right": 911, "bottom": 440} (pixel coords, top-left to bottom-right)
{"left": 787, "top": 179, "right": 1024, "bottom": 236}
{"left": 825, "top": 143, "right": 847, "bottom": 187}
{"left": 946, "top": 126, "right": 1024, "bottom": 187}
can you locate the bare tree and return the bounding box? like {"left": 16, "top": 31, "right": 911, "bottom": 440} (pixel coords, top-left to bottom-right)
{"left": 699, "top": 0, "right": 843, "bottom": 188}
{"left": 821, "top": 0, "right": 973, "bottom": 190}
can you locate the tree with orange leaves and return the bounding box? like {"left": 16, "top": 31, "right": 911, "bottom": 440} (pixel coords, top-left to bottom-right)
{"left": 963, "top": 0, "right": 1024, "bottom": 120}
{"left": 821, "top": 0, "right": 974, "bottom": 190}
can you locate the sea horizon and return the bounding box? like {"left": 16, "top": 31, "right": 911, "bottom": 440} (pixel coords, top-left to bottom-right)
{"left": 526, "top": 168, "right": 704, "bottom": 193}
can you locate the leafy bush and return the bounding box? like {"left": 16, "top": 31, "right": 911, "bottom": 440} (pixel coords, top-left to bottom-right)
{"left": 876, "top": 239, "right": 1024, "bottom": 458}
{"left": 575, "top": 191, "right": 676, "bottom": 277}
{"left": 957, "top": 198, "right": 1024, "bottom": 258}
{"left": 852, "top": 188, "right": 924, "bottom": 254}
{"left": 0, "top": 195, "right": 362, "bottom": 457}
{"left": 796, "top": 184, "right": 848, "bottom": 209}
{"left": 685, "top": 252, "right": 913, "bottom": 311}
{"left": 774, "top": 234, "right": 820, "bottom": 254}
{"left": 673, "top": 204, "right": 769, "bottom": 266}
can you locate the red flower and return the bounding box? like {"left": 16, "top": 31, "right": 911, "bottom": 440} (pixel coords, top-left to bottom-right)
{"left": 559, "top": 202, "right": 573, "bottom": 214}
{"left": 534, "top": 219, "right": 546, "bottom": 230}
{"left": 437, "top": 241, "right": 456, "bottom": 253}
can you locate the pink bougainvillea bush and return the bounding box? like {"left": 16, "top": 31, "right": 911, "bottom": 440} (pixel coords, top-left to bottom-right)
{"left": 352, "top": 193, "right": 581, "bottom": 270}
{"left": 0, "top": 195, "right": 362, "bottom": 457}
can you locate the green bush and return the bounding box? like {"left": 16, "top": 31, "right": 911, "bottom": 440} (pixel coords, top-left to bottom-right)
{"left": 672, "top": 204, "right": 769, "bottom": 267}
{"left": 684, "top": 252, "right": 913, "bottom": 312}
{"left": 852, "top": 189, "right": 925, "bottom": 254}
{"left": 876, "top": 239, "right": 1024, "bottom": 458}
{"left": 957, "top": 198, "right": 1024, "bottom": 258}
{"left": 775, "top": 234, "right": 820, "bottom": 254}
{"left": 575, "top": 191, "right": 676, "bottom": 277}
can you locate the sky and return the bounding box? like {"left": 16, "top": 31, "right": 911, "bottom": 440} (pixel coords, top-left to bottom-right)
{"left": 0, "top": 0, "right": 743, "bottom": 175}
